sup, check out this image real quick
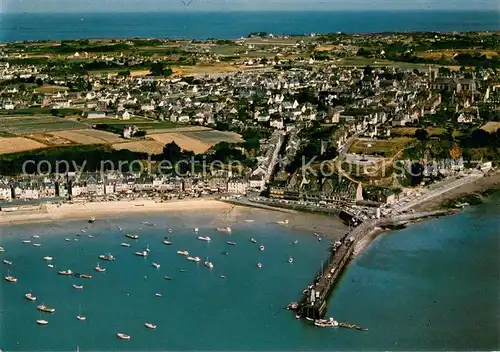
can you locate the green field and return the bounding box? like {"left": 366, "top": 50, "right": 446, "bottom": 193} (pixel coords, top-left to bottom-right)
{"left": 0, "top": 116, "right": 87, "bottom": 135}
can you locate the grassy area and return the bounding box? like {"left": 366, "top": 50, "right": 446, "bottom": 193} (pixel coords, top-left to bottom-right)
{"left": 0, "top": 107, "right": 52, "bottom": 115}
{"left": 34, "top": 85, "right": 69, "bottom": 93}
{"left": 0, "top": 116, "right": 87, "bottom": 135}
{"left": 349, "top": 137, "right": 414, "bottom": 158}
{"left": 391, "top": 127, "right": 463, "bottom": 138}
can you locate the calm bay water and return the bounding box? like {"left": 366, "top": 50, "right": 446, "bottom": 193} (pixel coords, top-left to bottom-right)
{"left": 1, "top": 11, "right": 499, "bottom": 42}
{"left": 0, "top": 194, "right": 499, "bottom": 351}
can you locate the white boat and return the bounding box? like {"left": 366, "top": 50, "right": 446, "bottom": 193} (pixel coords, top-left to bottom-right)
{"left": 58, "top": 269, "right": 73, "bottom": 275}
{"left": 3, "top": 259, "right": 12, "bottom": 265}
{"left": 293, "top": 240, "right": 298, "bottom": 244}
{"left": 152, "top": 263, "right": 160, "bottom": 269}
{"left": 99, "top": 254, "right": 115, "bottom": 261}
{"left": 117, "top": 333, "right": 131, "bottom": 340}
{"left": 72, "top": 284, "right": 84, "bottom": 290}
{"left": 126, "top": 234, "right": 139, "bottom": 240}
{"left": 25, "top": 292, "right": 37, "bottom": 301}
{"left": 47, "top": 264, "right": 54, "bottom": 268}
{"left": 187, "top": 256, "right": 200, "bottom": 262}
{"left": 135, "top": 251, "right": 148, "bottom": 257}
{"left": 23, "top": 240, "right": 31, "bottom": 244}
{"left": 204, "top": 260, "right": 214, "bottom": 269}
{"left": 226, "top": 241, "right": 236, "bottom": 246}
{"left": 217, "top": 227, "right": 232, "bottom": 233}
{"left": 88, "top": 234, "right": 94, "bottom": 238}
{"left": 193, "top": 228, "right": 199, "bottom": 233}
{"left": 43, "top": 256, "right": 53, "bottom": 261}
{"left": 144, "top": 322, "right": 157, "bottom": 329}
{"left": 0, "top": 247, "right": 4, "bottom": 252}
{"left": 167, "top": 228, "right": 173, "bottom": 233}
{"left": 95, "top": 263, "right": 106, "bottom": 272}
{"left": 76, "top": 315, "right": 86, "bottom": 321}
{"left": 33, "top": 235, "right": 40, "bottom": 238}
{"left": 257, "top": 263, "right": 262, "bottom": 268}
{"left": 33, "top": 243, "right": 42, "bottom": 247}
{"left": 288, "top": 257, "right": 294, "bottom": 263}
{"left": 164, "top": 276, "right": 172, "bottom": 280}
{"left": 65, "top": 238, "right": 72, "bottom": 242}
{"left": 277, "top": 220, "right": 289, "bottom": 225}
{"left": 259, "top": 245, "right": 265, "bottom": 251}
{"left": 197, "top": 236, "right": 211, "bottom": 242}
{"left": 314, "top": 318, "right": 339, "bottom": 327}
{"left": 177, "top": 250, "right": 189, "bottom": 257}
{"left": 120, "top": 243, "right": 130, "bottom": 247}
{"left": 244, "top": 219, "right": 254, "bottom": 223}
{"left": 155, "top": 293, "right": 162, "bottom": 297}
{"left": 5, "top": 270, "right": 17, "bottom": 282}
{"left": 145, "top": 245, "right": 150, "bottom": 252}
{"left": 220, "top": 275, "right": 227, "bottom": 279}
{"left": 162, "top": 240, "right": 172, "bottom": 245}
{"left": 38, "top": 304, "right": 55, "bottom": 313}
{"left": 250, "top": 238, "right": 257, "bottom": 243}
{"left": 37, "top": 319, "right": 49, "bottom": 325}
{"left": 89, "top": 217, "right": 96, "bottom": 223}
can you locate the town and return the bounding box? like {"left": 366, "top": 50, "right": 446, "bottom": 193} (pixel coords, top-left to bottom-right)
{"left": 0, "top": 31, "right": 499, "bottom": 222}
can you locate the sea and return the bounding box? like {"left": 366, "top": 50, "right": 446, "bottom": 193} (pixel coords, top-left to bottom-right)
{"left": 0, "top": 11, "right": 499, "bottom": 42}
{"left": 0, "top": 192, "right": 499, "bottom": 351}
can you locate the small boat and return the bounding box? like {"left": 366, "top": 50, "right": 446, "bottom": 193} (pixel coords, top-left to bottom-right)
{"left": 220, "top": 275, "right": 227, "bottom": 279}
{"left": 88, "top": 234, "right": 94, "bottom": 238}
{"left": 244, "top": 219, "right": 254, "bottom": 223}
{"left": 43, "top": 256, "right": 53, "bottom": 261}
{"left": 226, "top": 241, "right": 236, "bottom": 246}
{"left": 65, "top": 238, "right": 72, "bottom": 242}
{"left": 179, "top": 269, "right": 187, "bottom": 273}
{"left": 152, "top": 263, "right": 160, "bottom": 269}
{"left": 177, "top": 250, "right": 189, "bottom": 256}
{"left": 99, "top": 254, "right": 115, "bottom": 262}
{"left": 0, "top": 246, "right": 4, "bottom": 252}
{"left": 287, "top": 302, "right": 298, "bottom": 310}
{"left": 145, "top": 245, "right": 150, "bottom": 252}
{"left": 198, "top": 236, "right": 211, "bottom": 242}
{"left": 58, "top": 269, "right": 73, "bottom": 276}
{"left": 187, "top": 256, "right": 200, "bottom": 262}
{"left": 167, "top": 228, "right": 173, "bottom": 234}
{"left": 3, "top": 259, "right": 12, "bottom": 265}
{"left": 250, "top": 238, "right": 257, "bottom": 243}
{"left": 259, "top": 245, "right": 265, "bottom": 251}
{"left": 135, "top": 251, "right": 148, "bottom": 257}
{"left": 162, "top": 240, "right": 173, "bottom": 245}
{"left": 288, "top": 257, "right": 294, "bottom": 263}
{"left": 72, "top": 284, "right": 84, "bottom": 290}
{"left": 204, "top": 260, "right": 214, "bottom": 269}
{"left": 120, "top": 243, "right": 130, "bottom": 247}
{"left": 79, "top": 274, "right": 92, "bottom": 279}
{"left": 295, "top": 314, "right": 301, "bottom": 319}
{"left": 95, "top": 263, "right": 106, "bottom": 272}
{"left": 47, "top": 264, "right": 54, "bottom": 268}
{"left": 145, "top": 322, "right": 157, "bottom": 330}
{"left": 257, "top": 263, "right": 262, "bottom": 268}
{"left": 155, "top": 293, "right": 162, "bottom": 297}
{"left": 277, "top": 220, "right": 289, "bottom": 225}
{"left": 314, "top": 318, "right": 339, "bottom": 328}
{"left": 88, "top": 217, "right": 96, "bottom": 223}
{"left": 194, "top": 228, "right": 199, "bottom": 233}
{"left": 38, "top": 304, "right": 55, "bottom": 313}
{"left": 37, "top": 320, "right": 49, "bottom": 325}
{"left": 126, "top": 234, "right": 139, "bottom": 240}
{"left": 33, "top": 235, "right": 40, "bottom": 238}
{"left": 5, "top": 274, "right": 17, "bottom": 282}
{"left": 23, "top": 240, "right": 31, "bottom": 244}
{"left": 25, "top": 292, "right": 37, "bottom": 301}
{"left": 81, "top": 229, "right": 86, "bottom": 233}
{"left": 117, "top": 333, "right": 131, "bottom": 340}
{"left": 217, "top": 227, "right": 232, "bottom": 233}
{"left": 293, "top": 240, "right": 298, "bottom": 244}
{"left": 76, "top": 315, "right": 86, "bottom": 321}
{"left": 164, "top": 276, "right": 172, "bottom": 280}
{"left": 33, "top": 243, "right": 42, "bottom": 247}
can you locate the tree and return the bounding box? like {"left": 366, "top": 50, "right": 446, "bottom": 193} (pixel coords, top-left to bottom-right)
{"left": 117, "top": 70, "right": 131, "bottom": 77}
{"left": 162, "top": 142, "right": 182, "bottom": 162}
{"left": 150, "top": 62, "right": 173, "bottom": 77}
{"left": 415, "top": 129, "right": 429, "bottom": 141}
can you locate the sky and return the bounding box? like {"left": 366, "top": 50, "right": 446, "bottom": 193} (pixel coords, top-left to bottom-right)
{"left": 2, "top": 0, "right": 498, "bottom": 13}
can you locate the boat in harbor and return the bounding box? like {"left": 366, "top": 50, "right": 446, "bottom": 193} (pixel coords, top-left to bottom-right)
{"left": 99, "top": 253, "right": 115, "bottom": 261}
{"left": 88, "top": 217, "right": 96, "bottom": 223}
{"left": 162, "top": 239, "right": 173, "bottom": 245}
{"left": 257, "top": 263, "right": 262, "bottom": 268}
{"left": 152, "top": 263, "right": 160, "bottom": 269}
{"left": 286, "top": 302, "right": 298, "bottom": 310}
{"left": 126, "top": 234, "right": 139, "bottom": 240}
{"left": 288, "top": 257, "right": 294, "bottom": 263}
{"left": 33, "top": 235, "right": 40, "bottom": 238}
{"left": 120, "top": 243, "right": 130, "bottom": 247}
{"left": 135, "top": 250, "right": 148, "bottom": 257}
{"left": 116, "top": 333, "right": 131, "bottom": 340}
{"left": 25, "top": 292, "right": 37, "bottom": 301}
{"left": 194, "top": 228, "right": 199, "bottom": 233}
{"left": 277, "top": 220, "right": 289, "bottom": 225}
{"left": 0, "top": 247, "right": 4, "bottom": 252}
{"left": 220, "top": 275, "right": 227, "bottom": 279}
{"left": 23, "top": 240, "right": 31, "bottom": 244}
{"left": 217, "top": 227, "right": 232, "bottom": 234}
{"left": 293, "top": 240, "right": 298, "bottom": 244}
{"left": 177, "top": 250, "right": 189, "bottom": 256}
{"left": 78, "top": 274, "right": 92, "bottom": 279}
{"left": 95, "top": 263, "right": 106, "bottom": 272}
{"left": 244, "top": 219, "right": 254, "bottom": 223}
{"left": 38, "top": 304, "right": 55, "bottom": 313}
{"left": 144, "top": 322, "right": 157, "bottom": 330}
{"left": 43, "top": 256, "right": 53, "bottom": 261}
{"left": 76, "top": 315, "right": 86, "bottom": 321}
{"left": 47, "top": 264, "right": 54, "bottom": 268}
{"left": 65, "top": 238, "right": 72, "bottom": 242}
{"left": 37, "top": 319, "right": 49, "bottom": 325}
{"left": 198, "top": 236, "right": 211, "bottom": 242}
{"left": 33, "top": 243, "right": 42, "bottom": 247}
{"left": 204, "top": 259, "right": 214, "bottom": 269}
{"left": 314, "top": 318, "right": 339, "bottom": 328}
{"left": 72, "top": 284, "right": 84, "bottom": 290}
{"left": 187, "top": 256, "right": 200, "bottom": 262}
{"left": 58, "top": 269, "right": 73, "bottom": 276}
{"left": 250, "top": 238, "right": 257, "bottom": 243}
{"left": 155, "top": 293, "right": 162, "bottom": 297}
{"left": 3, "top": 260, "right": 12, "bottom": 265}
{"left": 259, "top": 245, "right": 265, "bottom": 251}
{"left": 167, "top": 228, "right": 173, "bottom": 234}
{"left": 226, "top": 241, "right": 236, "bottom": 246}
{"left": 164, "top": 276, "right": 172, "bottom": 280}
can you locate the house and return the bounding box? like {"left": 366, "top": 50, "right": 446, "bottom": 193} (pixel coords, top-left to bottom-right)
{"left": 0, "top": 184, "right": 12, "bottom": 201}
{"left": 84, "top": 111, "right": 107, "bottom": 119}
{"left": 249, "top": 175, "right": 265, "bottom": 191}
{"left": 116, "top": 110, "right": 131, "bottom": 120}
{"left": 227, "top": 178, "right": 248, "bottom": 194}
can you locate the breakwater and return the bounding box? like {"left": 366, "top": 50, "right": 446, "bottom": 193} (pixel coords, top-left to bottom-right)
{"left": 295, "top": 209, "right": 456, "bottom": 320}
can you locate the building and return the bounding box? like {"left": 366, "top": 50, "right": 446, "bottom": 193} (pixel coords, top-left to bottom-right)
{"left": 227, "top": 178, "right": 248, "bottom": 194}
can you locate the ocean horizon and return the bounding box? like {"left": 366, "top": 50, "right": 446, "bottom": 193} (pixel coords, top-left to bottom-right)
{"left": 1, "top": 10, "right": 499, "bottom": 42}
